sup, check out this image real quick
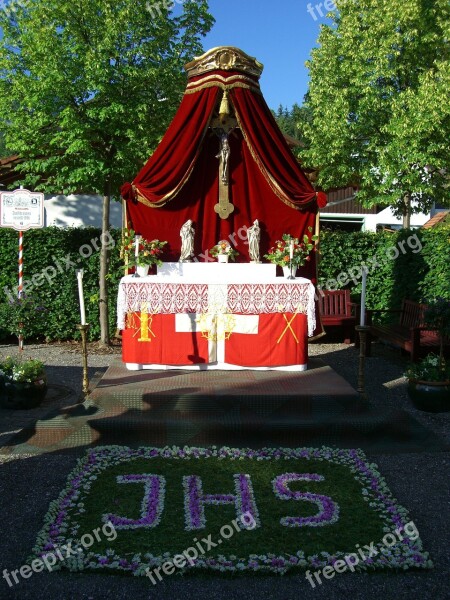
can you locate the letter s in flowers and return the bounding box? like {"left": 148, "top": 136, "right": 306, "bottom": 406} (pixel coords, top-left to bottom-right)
{"left": 272, "top": 473, "right": 340, "bottom": 527}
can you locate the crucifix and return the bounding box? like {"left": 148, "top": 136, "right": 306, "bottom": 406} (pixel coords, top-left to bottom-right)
{"left": 210, "top": 90, "right": 238, "bottom": 219}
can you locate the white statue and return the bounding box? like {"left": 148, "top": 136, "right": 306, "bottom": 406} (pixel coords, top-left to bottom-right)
{"left": 179, "top": 219, "right": 195, "bottom": 262}
{"left": 247, "top": 219, "right": 261, "bottom": 263}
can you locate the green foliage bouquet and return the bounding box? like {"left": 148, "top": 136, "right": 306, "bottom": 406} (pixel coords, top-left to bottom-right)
{"left": 264, "top": 227, "right": 318, "bottom": 267}
{"left": 120, "top": 228, "right": 167, "bottom": 267}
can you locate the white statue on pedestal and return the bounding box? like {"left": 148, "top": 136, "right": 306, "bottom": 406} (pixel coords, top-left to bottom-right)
{"left": 247, "top": 219, "right": 261, "bottom": 263}
{"left": 179, "top": 219, "right": 195, "bottom": 262}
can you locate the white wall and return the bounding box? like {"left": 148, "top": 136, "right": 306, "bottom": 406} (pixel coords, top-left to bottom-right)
{"left": 44, "top": 194, "right": 123, "bottom": 228}
{"left": 364, "top": 206, "right": 429, "bottom": 231}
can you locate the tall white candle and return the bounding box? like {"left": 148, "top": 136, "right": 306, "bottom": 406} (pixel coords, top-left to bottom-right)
{"left": 289, "top": 239, "right": 294, "bottom": 260}
{"left": 135, "top": 235, "right": 141, "bottom": 259}
{"left": 360, "top": 267, "right": 367, "bottom": 326}
{"left": 76, "top": 269, "right": 86, "bottom": 325}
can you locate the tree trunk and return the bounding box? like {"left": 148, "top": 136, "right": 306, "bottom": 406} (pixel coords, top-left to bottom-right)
{"left": 99, "top": 183, "right": 111, "bottom": 346}
{"left": 402, "top": 192, "right": 411, "bottom": 229}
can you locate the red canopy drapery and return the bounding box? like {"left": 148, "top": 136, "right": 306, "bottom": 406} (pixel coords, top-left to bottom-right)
{"left": 121, "top": 47, "right": 326, "bottom": 287}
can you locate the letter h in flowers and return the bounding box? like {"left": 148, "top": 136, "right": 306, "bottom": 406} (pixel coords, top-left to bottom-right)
{"left": 183, "top": 474, "right": 260, "bottom": 530}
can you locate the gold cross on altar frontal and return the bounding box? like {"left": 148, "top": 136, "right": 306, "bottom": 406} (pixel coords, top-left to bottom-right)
{"left": 276, "top": 304, "right": 306, "bottom": 345}
{"left": 196, "top": 311, "right": 237, "bottom": 342}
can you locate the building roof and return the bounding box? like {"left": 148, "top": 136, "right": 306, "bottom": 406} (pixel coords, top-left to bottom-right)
{"left": 422, "top": 211, "right": 449, "bottom": 228}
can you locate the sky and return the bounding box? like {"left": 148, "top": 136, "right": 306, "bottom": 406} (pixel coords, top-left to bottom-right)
{"left": 200, "top": 0, "right": 332, "bottom": 111}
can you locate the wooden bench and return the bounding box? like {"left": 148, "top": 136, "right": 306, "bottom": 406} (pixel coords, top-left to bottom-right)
{"left": 318, "top": 289, "right": 358, "bottom": 344}
{"left": 366, "top": 299, "right": 441, "bottom": 361}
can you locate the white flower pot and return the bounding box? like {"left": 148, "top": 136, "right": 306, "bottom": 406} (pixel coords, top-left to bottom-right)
{"left": 136, "top": 265, "right": 150, "bottom": 277}
{"left": 283, "top": 265, "right": 294, "bottom": 278}
{"left": 218, "top": 254, "right": 229, "bottom": 263}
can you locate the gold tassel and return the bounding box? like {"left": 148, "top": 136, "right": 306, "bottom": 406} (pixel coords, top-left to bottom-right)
{"left": 219, "top": 90, "right": 230, "bottom": 121}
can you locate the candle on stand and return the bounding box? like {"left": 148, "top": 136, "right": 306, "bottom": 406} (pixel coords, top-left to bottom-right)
{"left": 76, "top": 269, "right": 86, "bottom": 325}
{"left": 289, "top": 239, "right": 294, "bottom": 261}
{"left": 360, "top": 267, "right": 367, "bottom": 326}
{"left": 135, "top": 235, "right": 141, "bottom": 259}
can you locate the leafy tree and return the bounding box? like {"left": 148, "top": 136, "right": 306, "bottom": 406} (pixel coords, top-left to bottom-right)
{"left": 272, "top": 102, "right": 313, "bottom": 157}
{"left": 303, "top": 0, "right": 450, "bottom": 227}
{"left": 0, "top": 0, "right": 214, "bottom": 344}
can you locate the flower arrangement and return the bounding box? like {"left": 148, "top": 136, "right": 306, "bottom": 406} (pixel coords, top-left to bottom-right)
{"left": 31, "top": 445, "right": 432, "bottom": 577}
{"left": 264, "top": 227, "right": 318, "bottom": 267}
{"left": 209, "top": 240, "right": 239, "bottom": 261}
{"left": 0, "top": 355, "right": 45, "bottom": 383}
{"left": 120, "top": 228, "right": 167, "bottom": 267}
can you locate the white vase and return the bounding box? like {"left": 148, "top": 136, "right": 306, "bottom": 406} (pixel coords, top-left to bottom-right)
{"left": 283, "top": 265, "right": 294, "bottom": 278}
{"left": 218, "top": 254, "right": 229, "bottom": 263}
{"left": 136, "top": 265, "right": 150, "bottom": 277}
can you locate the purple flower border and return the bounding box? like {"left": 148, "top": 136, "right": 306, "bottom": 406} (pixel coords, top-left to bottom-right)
{"left": 31, "top": 445, "right": 432, "bottom": 576}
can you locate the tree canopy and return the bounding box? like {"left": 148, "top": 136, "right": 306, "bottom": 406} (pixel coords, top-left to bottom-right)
{"left": 0, "top": 0, "right": 214, "bottom": 196}
{"left": 303, "top": 0, "right": 450, "bottom": 226}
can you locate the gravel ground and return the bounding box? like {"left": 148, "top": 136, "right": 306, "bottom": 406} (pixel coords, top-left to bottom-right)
{"left": 0, "top": 340, "right": 449, "bottom": 600}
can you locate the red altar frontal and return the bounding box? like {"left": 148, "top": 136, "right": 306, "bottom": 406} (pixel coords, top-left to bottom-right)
{"left": 117, "top": 266, "right": 316, "bottom": 371}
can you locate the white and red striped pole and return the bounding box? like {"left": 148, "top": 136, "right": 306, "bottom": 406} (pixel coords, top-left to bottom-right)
{"left": 18, "top": 230, "right": 24, "bottom": 352}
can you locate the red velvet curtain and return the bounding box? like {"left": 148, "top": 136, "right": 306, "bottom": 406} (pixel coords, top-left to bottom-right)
{"left": 121, "top": 86, "right": 220, "bottom": 205}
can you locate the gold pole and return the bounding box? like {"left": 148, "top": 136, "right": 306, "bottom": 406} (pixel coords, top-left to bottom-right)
{"left": 355, "top": 325, "right": 370, "bottom": 397}
{"left": 76, "top": 323, "right": 90, "bottom": 400}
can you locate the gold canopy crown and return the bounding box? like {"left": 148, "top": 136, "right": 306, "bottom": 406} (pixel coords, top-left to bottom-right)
{"left": 185, "top": 47, "right": 264, "bottom": 80}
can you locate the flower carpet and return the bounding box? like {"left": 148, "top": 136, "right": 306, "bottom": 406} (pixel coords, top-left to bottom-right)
{"left": 32, "top": 445, "right": 432, "bottom": 578}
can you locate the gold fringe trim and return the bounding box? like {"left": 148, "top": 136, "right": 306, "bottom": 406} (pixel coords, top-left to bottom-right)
{"left": 234, "top": 109, "right": 305, "bottom": 210}
{"left": 185, "top": 80, "right": 261, "bottom": 95}
{"left": 186, "top": 72, "right": 260, "bottom": 88}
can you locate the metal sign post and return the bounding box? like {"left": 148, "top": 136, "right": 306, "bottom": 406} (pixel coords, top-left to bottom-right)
{"left": 0, "top": 187, "right": 45, "bottom": 351}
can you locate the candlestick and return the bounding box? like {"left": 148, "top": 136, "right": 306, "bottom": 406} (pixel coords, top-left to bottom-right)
{"left": 76, "top": 269, "right": 86, "bottom": 325}
{"left": 360, "top": 267, "right": 367, "bottom": 326}
{"left": 289, "top": 239, "right": 294, "bottom": 260}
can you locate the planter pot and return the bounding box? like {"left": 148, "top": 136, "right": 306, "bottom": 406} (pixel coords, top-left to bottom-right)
{"left": 217, "top": 254, "right": 229, "bottom": 263}
{"left": 136, "top": 265, "right": 150, "bottom": 277}
{"left": 0, "top": 372, "right": 47, "bottom": 409}
{"left": 407, "top": 379, "right": 450, "bottom": 413}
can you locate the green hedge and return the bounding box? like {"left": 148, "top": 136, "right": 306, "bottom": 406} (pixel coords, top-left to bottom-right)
{"left": 317, "top": 225, "right": 450, "bottom": 312}
{"left": 0, "top": 227, "right": 123, "bottom": 341}
{"left": 0, "top": 225, "right": 448, "bottom": 341}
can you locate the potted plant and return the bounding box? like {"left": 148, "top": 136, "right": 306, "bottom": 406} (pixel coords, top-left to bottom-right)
{"left": 0, "top": 355, "right": 47, "bottom": 409}
{"left": 121, "top": 229, "right": 167, "bottom": 276}
{"left": 404, "top": 297, "right": 450, "bottom": 412}
{"left": 210, "top": 240, "right": 239, "bottom": 263}
{"left": 264, "top": 227, "right": 318, "bottom": 277}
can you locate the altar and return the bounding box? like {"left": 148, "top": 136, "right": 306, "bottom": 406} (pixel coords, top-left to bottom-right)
{"left": 117, "top": 263, "right": 316, "bottom": 371}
